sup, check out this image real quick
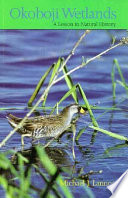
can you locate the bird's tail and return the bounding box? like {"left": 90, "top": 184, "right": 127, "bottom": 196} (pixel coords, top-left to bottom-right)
{"left": 6, "top": 113, "right": 22, "bottom": 128}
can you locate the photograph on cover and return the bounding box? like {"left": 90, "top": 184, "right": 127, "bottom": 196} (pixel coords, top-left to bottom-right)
{"left": 0, "top": 30, "right": 128, "bottom": 198}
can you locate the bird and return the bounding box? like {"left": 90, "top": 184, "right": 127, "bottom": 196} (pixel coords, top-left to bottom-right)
{"left": 7, "top": 104, "right": 87, "bottom": 146}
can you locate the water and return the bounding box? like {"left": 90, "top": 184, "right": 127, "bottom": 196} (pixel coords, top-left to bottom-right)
{"left": 0, "top": 30, "right": 128, "bottom": 198}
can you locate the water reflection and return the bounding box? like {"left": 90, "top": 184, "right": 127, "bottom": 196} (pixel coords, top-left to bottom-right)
{"left": 10, "top": 145, "right": 72, "bottom": 168}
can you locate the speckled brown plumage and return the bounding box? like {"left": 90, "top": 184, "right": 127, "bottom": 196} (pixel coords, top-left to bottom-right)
{"left": 7, "top": 104, "right": 87, "bottom": 145}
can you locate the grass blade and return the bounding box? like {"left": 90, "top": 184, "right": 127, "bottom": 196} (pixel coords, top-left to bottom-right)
{"left": 50, "top": 84, "right": 77, "bottom": 114}
{"left": 116, "top": 80, "right": 128, "bottom": 89}
{"left": 111, "top": 64, "right": 116, "bottom": 98}
{"left": 83, "top": 184, "right": 95, "bottom": 198}
{"left": 89, "top": 126, "right": 128, "bottom": 141}
{"left": 114, "top": 59, "right": 127, "bottom": 86}
{"left": 28, "top": 64, "right": 54, "bottom": 107}
{"left": 63, "top": 65, "right": 78, "bottom": 103}
{"left": 77, "top": 83, "right": 99, "bottom": 127}
{"left": 43, "top": 58, "right": 62, "bottom": 106}
{"left": 113, "top": 59, "right": 128, "bottom": 94}
{"left": 36, "top": 146, "right": 73, "bottom": 198}
{"left": 50, "top": 58, "right": 62, "bottom": 83}
{"left": 76, "top": 128, "right": 86, "bottom": 141}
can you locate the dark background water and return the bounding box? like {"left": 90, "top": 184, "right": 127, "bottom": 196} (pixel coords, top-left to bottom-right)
{"left": 0, "top": 30, "right": 128, "bottom": 198}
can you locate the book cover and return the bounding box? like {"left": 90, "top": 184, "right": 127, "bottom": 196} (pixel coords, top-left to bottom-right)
{"left": 0, "top": 0, "right": 128, "bottom": 197}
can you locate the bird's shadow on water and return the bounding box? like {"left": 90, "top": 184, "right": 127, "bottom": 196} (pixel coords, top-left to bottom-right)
{"left": 6, "top": 144, "right": 103, "bottom": 186}
{"left": 11, "top": 145, "right": 72, "bottom": 168}
{"left": 0, "top": 145, "right": 73, "bottom": 185}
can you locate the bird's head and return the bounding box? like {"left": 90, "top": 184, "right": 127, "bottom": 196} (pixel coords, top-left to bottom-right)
{"left": 62, "top": 104, "right": 88, "bottom": 117}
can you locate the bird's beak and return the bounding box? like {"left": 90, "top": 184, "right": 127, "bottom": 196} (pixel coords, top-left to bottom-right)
{"left": 79, "top": 106, "right": 88, "bottom": 114}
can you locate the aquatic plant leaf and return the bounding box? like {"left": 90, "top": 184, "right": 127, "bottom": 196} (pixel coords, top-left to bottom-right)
{"left": 58, "top": 85, "right": 77, "bottom": 105}
{"left": 28, "top": 64, "right": 54, "bottom": 107}
{"left": 36, "top": 146, "right": 73, "bottom": 198}
{"left": 50, "top": 58, "right": 62, "bottom": 83}
{"left": 106, "top": 30, "right": 116, "bottom": 45}
{"left": 76, "top": 128, "right": 86, "bottom": 141}
{"left": 63, "top": 65, "right": 78, "bottom": 103}
{"left": 113, "top": 59, "right": 128, "bottom": 94}
{"left": 0, "top": 176, "right": 8, "bottom": 190}
{"left": 50, "top": 85, "right": 77, "bottom": 114}
{"left": 114, "top": 59, "right": 127, "bottom": 86}
{"left": 111, "top": 64, "right": 116, "bottom": 98}
{"left": 43, "top": 58, "right": 62, "bottom": 106}
{"left": 90, "top": 126, "right": 128, "bottom": 141}
{"left": 77, "top": 83, "right": 99, "bottom": 127}
{"left": 116, "top": 80, "right": 128, "bottom": 89}
{"left": 83, "top": 184, "right": 95, "bottom": 198}
{"left": 0, "top": 153, "right": 18, "bottom": 177}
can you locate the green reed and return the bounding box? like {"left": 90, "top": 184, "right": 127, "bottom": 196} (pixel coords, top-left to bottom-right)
{"left": 0, "top": 148, "right": 73, "bottom": 198}
{"left": 89, "top": 126, "right": 128, "bottom": 142}
{"left": 111, "top": 59, "right": 128, "bottom": 98}
{"left": 62, "top": 65, "right": 78, "bottom": 103}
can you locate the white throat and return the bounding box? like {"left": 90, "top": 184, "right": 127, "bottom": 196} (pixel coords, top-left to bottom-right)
{"left": 66, "top": 110, "right": 75, "bottom": 125}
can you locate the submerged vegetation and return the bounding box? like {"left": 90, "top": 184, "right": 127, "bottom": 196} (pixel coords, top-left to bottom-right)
{"left": 0, "top": 31, "right": 128, "bottom": 197}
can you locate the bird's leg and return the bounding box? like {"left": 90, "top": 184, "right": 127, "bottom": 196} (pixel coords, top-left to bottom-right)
{"left": 32, "top": 131, "right": 35, "bottom": 145}
{"left": 71, "top": 123, "right": 76, "bottom": 161}
{"left": 21, "top": 135, "right": 24, "bottom": 146}
{"left": 21, "top": 135, "right": 25, "bottom": 151}
{"left": 21, "top": 134, "right": 31, "bottom": 147}
{"left": 32, "top": 137, "right": 35, "bottom": 145}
